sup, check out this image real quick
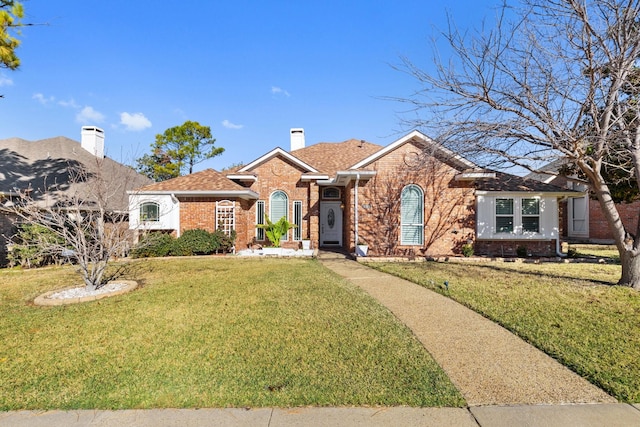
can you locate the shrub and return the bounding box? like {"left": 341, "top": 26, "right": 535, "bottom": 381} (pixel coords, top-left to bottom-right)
{"left": 172, "top": 229, "right": 215, "bottom": 256}
{"left": 7, "top": 224, "right": 65, "bottom": 268}
{"left": 130, "top": 233, "right": 175, "bottom": 258}
{"left": 461, "top": 243, "right": 474, "bottom": 257}
{"left": 516, "top": 245, "right": 528, "bottom": 257}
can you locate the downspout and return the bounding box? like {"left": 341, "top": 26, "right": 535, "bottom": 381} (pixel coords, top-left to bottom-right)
{"left": 354, "top": 173, "right": 360, "bottom": 254}
{"left": 171, "top": 193, "right": 181, "bottom": 237}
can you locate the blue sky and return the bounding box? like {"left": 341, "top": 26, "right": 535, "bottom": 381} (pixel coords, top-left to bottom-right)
{"left": 0, "top": 1, "right": 498, "bottom": 172}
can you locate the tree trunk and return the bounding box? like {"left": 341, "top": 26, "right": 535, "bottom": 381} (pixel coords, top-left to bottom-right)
{"left": 619, "top": 250, "right": 640, "bottom": 290}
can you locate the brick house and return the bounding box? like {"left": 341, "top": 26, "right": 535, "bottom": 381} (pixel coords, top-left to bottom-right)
{"left": 528, "top": 162, "right": 640, "bottom": 243}
{"left": 129, "top": 129, "right": 578, "bottom": 257}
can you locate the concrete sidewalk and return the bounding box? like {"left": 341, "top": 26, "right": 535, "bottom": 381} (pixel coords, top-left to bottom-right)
{"left": 2, "top": 405, "right": 640, "bottom": 426}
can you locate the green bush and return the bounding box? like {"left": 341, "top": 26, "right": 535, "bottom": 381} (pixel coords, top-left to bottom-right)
{"left": 130, "top": 229, "right": 237, "bottom": 258}
{"left": 171, "top": 229, "right": 215, "bottom": 256}
{"left": 7, "top": 224, "right": 65, "bottom": 268}
{"left": 516, "top": 245, "right": 528, "bottom": 257}
{"left": 461, "top": 243, "right": 474, "bottom": 257}
{"left": 130, "top": 233, "right": 175, "bottom": 258}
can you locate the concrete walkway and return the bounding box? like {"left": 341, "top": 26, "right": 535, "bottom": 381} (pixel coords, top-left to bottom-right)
{"left": 3, "top": 255, "right": 640, "bottom": 426}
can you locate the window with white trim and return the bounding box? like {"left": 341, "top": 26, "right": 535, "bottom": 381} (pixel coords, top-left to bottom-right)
{"left": 521, "top": 198, "right": 540, "bottom": 233}
{"left": 401, "top": 184, "right": 424, "bottom": 245}
{"left": 256, "top": 200, "right": 265, "bottom": 240}
{"left": 216, "top": 200, "right": 235, "bottom": 236}
{"left": 140, "top": 202, "right": 160, "bottom": 222}
{"left": 270, "top": 190, "right": 289, "bottom": 241}
{"left": 293, "top": 200, "right": 302, "bottom": 241}
{"left": 322, "top": 187, "right": 340, "bottom": 199}
{"left": 495, "top": 198, "right": 514, "bottom": 233}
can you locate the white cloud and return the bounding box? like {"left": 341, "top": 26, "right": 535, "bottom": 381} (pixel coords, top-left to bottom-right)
{"left": 222, "top": 119, "right": 243, "bottom": 130}
{"left": 58, "top": 98, "right": 80, "bottom": 109}
{"left": 76, "top": 106, "right": 105, "bottom": 124}
{"left": 33, "top": 93, "right": 55, "bottom": 105}
{"left": 271, "top": 86, "right": 290, "bottom": 97}
{"left": 0, "top": 75, "right": 13, "bottom": 87}
{"left": 120, "top": 112, "right": 152, "bottom": 131}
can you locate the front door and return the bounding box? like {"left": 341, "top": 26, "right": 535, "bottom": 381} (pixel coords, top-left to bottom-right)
{"left": 568, "top": 195, "right": 588, "bottom": 237}
{"left": 320, "top": 202, "right": 342, "bottom": 246}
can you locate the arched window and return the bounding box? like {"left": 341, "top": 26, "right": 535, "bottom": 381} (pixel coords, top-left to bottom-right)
{"left": 270, "top": 190, "right": 289, "bottom": 242}
{"left": 270, "top": 190, "right": 289, "bottom": 221}
{"left": 140, "top": 202, "right": 160, "bottom": 222}
{"left": 401, "top": 185, "right": 424, "bottom": 245}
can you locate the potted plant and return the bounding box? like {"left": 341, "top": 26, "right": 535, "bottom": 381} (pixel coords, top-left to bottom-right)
{"left": 356, "top": 239, "right": 368, "bottom": 257}
{"left": 256, "top": 214, "right": 297, "bottom": 255}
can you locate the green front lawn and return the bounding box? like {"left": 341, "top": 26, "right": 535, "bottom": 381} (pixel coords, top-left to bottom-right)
{"left": 367, "top": 260, "right": 640, "bottom": 402}
{"left": 0, "top": 258, "right": 464, "bottom": 410}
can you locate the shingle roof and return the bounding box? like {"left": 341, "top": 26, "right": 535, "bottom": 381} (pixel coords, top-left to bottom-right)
{"left": 474, "top": 171, "right": 578, "bottom": 193}
{"left": 138, "top": 168, "right": 248, "bottom": 192}
{"left": 291, "top": 139, "right": 383, "bottom": 175}
{"left": 0, "top": 136, "right": 152, "bottom": 211}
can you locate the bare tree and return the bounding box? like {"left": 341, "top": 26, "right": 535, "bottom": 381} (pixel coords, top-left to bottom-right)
{"left": 398, "top": 0, "right": 640, "bottom": 288}
{"left": 1, "top": 158, "right": 136, "bottom": 291}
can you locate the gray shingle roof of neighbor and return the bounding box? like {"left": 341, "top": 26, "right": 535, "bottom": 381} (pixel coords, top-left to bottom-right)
{"left": 474, "top": 170, "right": 579, "bottom": 193}
{"left": 0, "top": 136, "right": 152, "bottom": 211}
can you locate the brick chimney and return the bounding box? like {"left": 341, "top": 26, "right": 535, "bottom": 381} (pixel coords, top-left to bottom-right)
{"left": 290, "top": 128, "right": 305, "bottom": 151}
{"left": 81, "top": 126, "right": 105, "bottom": 158}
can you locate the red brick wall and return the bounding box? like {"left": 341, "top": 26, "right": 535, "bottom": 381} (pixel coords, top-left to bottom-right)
{"left": 475, "top": 240, "right": 556, "bottom": 257}
{"left": 355, "top": 142, "right": 476, "bottom": 257}
{"left": 589, "top": 199, "right": 640, "bottom": 241}
{"left": 243, "top": 157, "right": 313, "bottom": 249}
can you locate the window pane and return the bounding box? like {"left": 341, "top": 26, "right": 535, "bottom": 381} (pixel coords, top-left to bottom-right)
{"left": 496, "top": 216, "right": 514, "bottom": 233}
{"left": 256, "top": 201, "right": 265, "bottom": 240}
{"left": 322, "top": 187, "right": 340, "bottom": 199}
{"left": 140, "top": 202, "right": 159, "bottom": 221}
{"left": 522, "top": 217, "right": 539, "bottom": 233}
{"left": 401, "top": 185, "right": 424, "bottom": 245}
{"left": 401, "top": 185, "right": 423, "bottom": 224}
{"left": 293, "top": 201, "right": 302, "bottom": 241}
{"left": 270, "top": 191, "right": 288, "bottom": 221}
{"left": 522, "top": 198, "right": 539, "bottom": 215}
{"left": 402, "top": 225, "right": 423, "bottom": 245}
{"left": 496, "top": 198, "right": 513, "bottom": 215}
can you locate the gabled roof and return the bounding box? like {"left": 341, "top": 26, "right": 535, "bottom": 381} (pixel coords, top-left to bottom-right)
{"left": 292, "top": 139, "right": 383, "bottom": 176}
{"left": 350, "top": 130, "right": 478, "bottom": 171}
{"left": 0, "top": 136, "right": 152, "bottom": 211}
{"left": 238, "top": 147, "right": 319, "bottom": 173}
{"left": 136, "top": 168, "right": 258, "bottom": 199}
{"left": 474, "top": 171, "right": 580, "bottom": 194}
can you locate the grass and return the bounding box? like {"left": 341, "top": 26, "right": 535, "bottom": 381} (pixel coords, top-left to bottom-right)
{"left": 567, "top": 243, "right": 620, "bottom": 262}
{"left": 0, "top": 257, "right": 464, "bottom": 410}
{"left": 366, "top": 260, "right": 640, "bottom": 403}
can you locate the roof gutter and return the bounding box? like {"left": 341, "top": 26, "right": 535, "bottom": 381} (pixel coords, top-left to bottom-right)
{"left": 130, "top": 189, "right": 259, "bottom": 200}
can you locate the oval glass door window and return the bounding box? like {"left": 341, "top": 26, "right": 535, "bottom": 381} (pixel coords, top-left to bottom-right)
{"left": 328, "top": 208, "right": 335, "bottom": 228}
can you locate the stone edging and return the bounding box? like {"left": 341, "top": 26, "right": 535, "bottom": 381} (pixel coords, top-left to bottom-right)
{"left": 33, "top": 280, "right": 138, "bottom": 306}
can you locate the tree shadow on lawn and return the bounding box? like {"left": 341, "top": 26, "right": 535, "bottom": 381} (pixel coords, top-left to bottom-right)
{"left": 465, "top": 262, "right": 618, "bottom": 287}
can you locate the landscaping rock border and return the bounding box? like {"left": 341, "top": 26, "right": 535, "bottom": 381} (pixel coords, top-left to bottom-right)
{"left": 33, "top": 280, "right": 138, "bottom": 306}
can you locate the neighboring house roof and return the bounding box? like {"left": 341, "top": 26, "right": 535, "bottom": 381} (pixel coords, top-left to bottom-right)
{"left": 135, "top": 168, "right": 259, "bottom": 200}
{"left": 292, "top": 139, "right": 383, "bottom": 176}
{"left": 474, "top": 171, "right": 580, "bottom": 194}
{"left": 0, "top": 136, "right": 152, "bottom": 211}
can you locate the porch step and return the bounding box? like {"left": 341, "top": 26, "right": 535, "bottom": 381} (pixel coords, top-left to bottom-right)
{"left": 317, "top": 248, "right": 354, "bottom": 260}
